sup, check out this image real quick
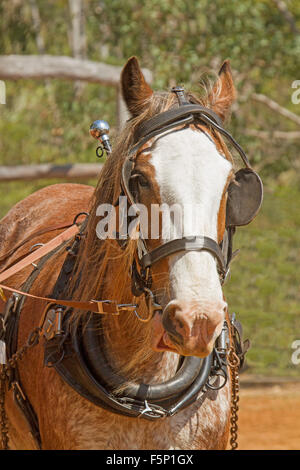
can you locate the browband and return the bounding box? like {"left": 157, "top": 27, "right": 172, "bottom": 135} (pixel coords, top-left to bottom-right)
{"left": 130, "top": 103, "right": 251, "bottom": 168}
{"left": 134, "top": 104, "right": 223, "bottom": 142}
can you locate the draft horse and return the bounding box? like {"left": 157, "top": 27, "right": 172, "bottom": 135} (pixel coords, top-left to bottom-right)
{"left": 0, "top": 57, "right": 262, "bottom": 450}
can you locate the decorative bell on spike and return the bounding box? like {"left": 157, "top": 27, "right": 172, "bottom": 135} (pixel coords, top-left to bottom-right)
{"left": 89, "top": 119, "right": 112, "bottom": 157}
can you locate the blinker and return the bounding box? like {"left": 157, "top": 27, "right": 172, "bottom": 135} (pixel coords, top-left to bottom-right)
{"left": 226, "top": 168, "right": 263, "bottom": 228}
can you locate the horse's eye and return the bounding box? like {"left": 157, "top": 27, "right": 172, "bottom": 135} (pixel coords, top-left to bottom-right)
{"left": 131, "top": 173, "right": 150, "bottom": 189}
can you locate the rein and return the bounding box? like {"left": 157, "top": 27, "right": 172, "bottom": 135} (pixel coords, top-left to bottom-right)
{"left": 0, "top": 222, "right": 137, "bottom": 316}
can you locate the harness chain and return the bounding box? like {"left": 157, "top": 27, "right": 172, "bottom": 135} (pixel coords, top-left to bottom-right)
{"left": 226, "top": 312, "right": 241, "bottom": 451}
{"left": 0, "top": 326, "right": 42, "bottom": 450}
{"left": 228, "top": 347, "right": 240, "bottom": 450}
{"left": 0, "top": 365, "right": 9, "bottom": 449}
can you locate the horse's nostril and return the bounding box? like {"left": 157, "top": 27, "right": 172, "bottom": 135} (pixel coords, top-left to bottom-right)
{"left": 162, "top": 303, "right": 184, "bottom": 345}
{"left": 165, "top": 330, "right": 183, "bottom": 347}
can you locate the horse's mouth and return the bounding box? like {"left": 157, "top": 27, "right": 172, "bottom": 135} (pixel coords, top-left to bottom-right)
{"left": 151, "top": 311, "right": 182, "bottom": 354}
{"left": 154, "top": 332, "right": 179, "bottom": 353}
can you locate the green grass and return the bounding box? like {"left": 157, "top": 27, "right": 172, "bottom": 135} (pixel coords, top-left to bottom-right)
{"left": 0, "top": 178, "right": 299, "bottom": 378}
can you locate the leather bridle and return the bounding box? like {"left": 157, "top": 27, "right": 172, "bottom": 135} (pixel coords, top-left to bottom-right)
{"left": 120, "top": 87, "right": 261, "bottom": 319}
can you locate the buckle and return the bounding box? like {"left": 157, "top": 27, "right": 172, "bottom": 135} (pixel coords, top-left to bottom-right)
{"left": 1, "top": 292, "right": 21, "bottom": 338}
{"left": 12, "top": 380, "right": 26, "bottom": 401}
{"left": 138, "top": 400, "right": 168, "bottom": 419}
{"left": 41, "top": 304, "right": 64, "bottom": 341}
{"left": 92, "top": 300, "right": 119, "bottom": 315}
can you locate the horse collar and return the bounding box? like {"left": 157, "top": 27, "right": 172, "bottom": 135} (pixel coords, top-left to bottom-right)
{"left": 43, "top": 308, "right": 230, "bottom": 420}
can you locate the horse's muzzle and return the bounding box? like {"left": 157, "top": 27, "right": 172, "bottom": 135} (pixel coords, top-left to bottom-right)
{"left": 161, "top": 299, "right": 226, "bottom": 357}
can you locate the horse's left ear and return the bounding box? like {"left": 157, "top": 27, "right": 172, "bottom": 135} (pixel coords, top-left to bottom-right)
{"left": 208, "top": 60, "right": 236, "bottom": 123}
{"left": 121, "top": 56, "right": 153, "bottom": 117}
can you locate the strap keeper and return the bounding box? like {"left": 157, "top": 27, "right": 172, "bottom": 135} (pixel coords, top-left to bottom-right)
{"left": 171, "top": 86, "right": 189, "bottom": 106}
{"left": 93, "top": 300, "right": 119, "bottom": 315}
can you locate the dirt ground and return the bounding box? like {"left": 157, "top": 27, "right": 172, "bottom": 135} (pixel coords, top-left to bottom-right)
{"left": 237, "top": 380, "right": 300, "bottom": 450}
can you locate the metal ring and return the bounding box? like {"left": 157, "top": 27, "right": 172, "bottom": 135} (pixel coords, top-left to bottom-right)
{"left": 73, "top": 212, "right": 89, "bottom": 226}
{"left": 29, "top": 243, "right": 44, "bottom": 252}
{"left": 134, "top": 308, "right": 153, "bottom": 323}
{"left": 206, "top": 369, "right": 228, "bottom": 390}
{"left": 26, "top": 327, "right": 42, "bottom": 347}
{"left": 96, "top": 146, "right": 104, "bottom": 158}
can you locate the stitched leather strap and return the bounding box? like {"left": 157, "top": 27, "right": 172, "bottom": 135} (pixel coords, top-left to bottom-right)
{"left": 140, "top": 236, "right": 226, "bottom": 275}
{"left": 0, "top": 223, "right": 121, "bottom": 314}
{"left": 0, "top": 222, "right": 76, "bottom": 264}
{"left": 134, "top": 104, "right": 223, "bottom": 142}
{"left": 0, "top": 224, "right": 80, "bottom": 283}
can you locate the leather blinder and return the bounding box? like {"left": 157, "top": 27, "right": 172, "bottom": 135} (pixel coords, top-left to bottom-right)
{"left": 226, "top": 168, "right": 263, "bottom": 228}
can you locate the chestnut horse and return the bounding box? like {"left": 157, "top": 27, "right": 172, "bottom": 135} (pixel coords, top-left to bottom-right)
{"left": 0, "top": 57, "right": 251, "bottom": 450}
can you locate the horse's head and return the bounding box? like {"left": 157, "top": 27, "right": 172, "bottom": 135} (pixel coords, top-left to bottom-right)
{"left": 115, "top": 57, "right": 262, "bottom": 359}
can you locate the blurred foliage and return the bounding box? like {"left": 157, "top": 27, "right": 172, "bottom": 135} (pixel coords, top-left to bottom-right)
{"left": 0, "top": 0, "right": 300, "bottom": 182}
{"left": 0, "top": 0, "right": 299, "bottom": 377}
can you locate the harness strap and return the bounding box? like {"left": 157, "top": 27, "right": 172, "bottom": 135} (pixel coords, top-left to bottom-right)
{"left": 134, "top": 104, "right": 223, "bottom": 142}
{"left": 0, "top": 284, "right": 122, "bottom": 315}
{"left": 0, "top": 224, "right": 80, "bottom": 283}
{"left": 140, "top": 235, "right": 226, "bottom": 275}
{"left": 0, "top": 222, "right": 77, "bottom": 265}
{"left": 0, "top": 222, "right": 128, "bottom": 315}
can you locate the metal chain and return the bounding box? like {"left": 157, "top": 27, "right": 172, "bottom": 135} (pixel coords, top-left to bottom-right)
{"left": 227, "top": 346, "right": 240, "bottom": 450}
{"left": 0, "top": 326, "right": 42, "bottom": 450}
{"left": 0, "top": 365, "right": 9, "bottom": 450}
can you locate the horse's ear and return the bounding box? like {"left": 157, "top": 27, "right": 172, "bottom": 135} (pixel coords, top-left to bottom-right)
{"left": 208, "top": 60, "right": 236, "bottom": 123}
{"left": 121, "top": 56, "right": 153, "bottom": 117}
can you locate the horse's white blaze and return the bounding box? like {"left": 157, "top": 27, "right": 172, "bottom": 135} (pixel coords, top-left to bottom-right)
{"left": 150, "top": 128, "right": 232, "bottom": 305}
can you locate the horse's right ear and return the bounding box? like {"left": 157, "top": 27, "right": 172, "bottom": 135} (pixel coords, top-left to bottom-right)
{"left": 121, "top": 56, "right": 153, "bottom": 117}
{"left": 208, "top": 60, "right": 236, "bottom": 123}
